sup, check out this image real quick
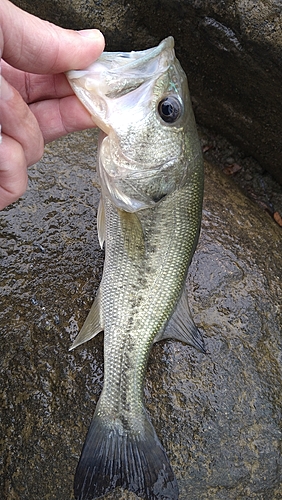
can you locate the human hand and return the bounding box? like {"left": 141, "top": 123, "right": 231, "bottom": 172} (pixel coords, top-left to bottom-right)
{"left": 0, "top": 0, "right": 105, "bottom": 209}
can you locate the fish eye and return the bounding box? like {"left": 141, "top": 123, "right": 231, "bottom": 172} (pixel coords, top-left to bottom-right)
{"left": 157, "top": 96, "right": 183, "bottom": 124}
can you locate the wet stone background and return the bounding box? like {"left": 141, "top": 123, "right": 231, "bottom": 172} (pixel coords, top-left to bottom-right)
{"left": 1, "top": 129, "right": 281, "bottom": 499}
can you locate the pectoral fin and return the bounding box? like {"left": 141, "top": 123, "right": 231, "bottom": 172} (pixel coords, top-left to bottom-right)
{"left": 119, "top": 209, "right": 145, "bottom": 260}
{"left": 154, "top": 288, "right": 205, "bottom": 353}
{"left": 97, "top": 198, "right": 106, "bottom": 249}
{"left": 69, "top": 287, "right": 103, "bottom": 350}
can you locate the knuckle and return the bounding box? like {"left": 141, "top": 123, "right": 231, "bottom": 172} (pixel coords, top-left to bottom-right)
{"left": 1, "top": 84, "right": 44, "bottom": 167}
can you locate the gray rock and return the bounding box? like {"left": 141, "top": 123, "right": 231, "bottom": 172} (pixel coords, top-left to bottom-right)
{"left": 1, "top": 130, "right": 281, "bottom": 499}
{"left": 11, "top": 0, "right": 282, "bottom": 184}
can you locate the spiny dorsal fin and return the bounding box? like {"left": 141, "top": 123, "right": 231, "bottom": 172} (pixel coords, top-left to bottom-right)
{"left": 97, "top": 198, "right": 106, "bottom": 249}
{"left": 69, "top": 287, "right": 103, "bottom": 350}
{"left": 154, "top": 287, "right": 206, "bottom": 353}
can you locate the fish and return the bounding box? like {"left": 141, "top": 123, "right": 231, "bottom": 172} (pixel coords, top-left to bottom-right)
{"left": 66, "top": 36, "right": 204, "bottom": 500}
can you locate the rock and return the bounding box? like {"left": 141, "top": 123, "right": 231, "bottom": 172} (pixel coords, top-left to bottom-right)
{"left": 1, "top": 129, "right": 281, "bottom": 499}
{"left": 11, "top": 0, "right": 282, "bottom": 184}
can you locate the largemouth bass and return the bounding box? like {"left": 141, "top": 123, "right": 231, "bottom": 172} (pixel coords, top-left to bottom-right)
{"left": 67, "top": 36, "right": 204, "bottom": 500}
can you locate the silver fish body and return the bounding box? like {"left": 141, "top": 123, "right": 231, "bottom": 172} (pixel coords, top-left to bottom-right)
{"left": 67, "top": 37, "right": 204, "bottom": 500}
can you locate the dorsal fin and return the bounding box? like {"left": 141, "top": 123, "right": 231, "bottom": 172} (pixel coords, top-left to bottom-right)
{"left": 154, "top": 287, "right": 205, "bottom": 353}
{"left": 69, "top": 287, "right": 103, "bottom": 350}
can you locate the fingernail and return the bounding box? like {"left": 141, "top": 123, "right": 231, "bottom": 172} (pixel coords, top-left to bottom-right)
{"left": 78, "top": 29, "right": 104, "bottom": 42}
{"left": 1, "top": 76, "right": 13, "bottom": 101}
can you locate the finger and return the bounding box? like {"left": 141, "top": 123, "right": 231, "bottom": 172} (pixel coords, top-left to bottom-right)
{"left": 1, "top": 60, "right": 73, "bottom": 103}
{"left": 0, "top": 134, "right": 28, "bottom": 210}
{"left": 0, "top": 0, "right": 105, "bottom": 74}
{"left": 0, "top": 76, "right": 44, "bottom": 166}
{"left": 30, "top": 95, "right": 97, "bottom": 144}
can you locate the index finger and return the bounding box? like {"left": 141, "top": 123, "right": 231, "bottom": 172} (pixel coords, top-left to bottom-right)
{"left": 0, "top": 0, "right": 105, "bottom": 74}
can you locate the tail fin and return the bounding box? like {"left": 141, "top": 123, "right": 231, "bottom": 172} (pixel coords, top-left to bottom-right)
{"left": 74, "top": 413, "right": 178, "bottom": 500}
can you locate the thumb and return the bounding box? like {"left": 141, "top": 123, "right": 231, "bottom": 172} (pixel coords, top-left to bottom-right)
{"left": 0, "top": 0, "right": 105, "bottom": 74}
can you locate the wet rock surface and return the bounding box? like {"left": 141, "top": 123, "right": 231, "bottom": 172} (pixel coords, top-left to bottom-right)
{"left": 12, "top": 0, "right": 282, "bottom": 184}
{"left": 1, "top": 130, "right": 281, "bottom": 499}
{"left": 200, "top": 126, "right": 282, "bottom": 224}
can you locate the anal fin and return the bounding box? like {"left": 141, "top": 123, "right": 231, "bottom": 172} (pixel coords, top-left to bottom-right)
{"left": 154, "top": 287, "right": 206, "bottom": 353}
{"left": 69, "top": 287, "right": 103, "bottom": 350}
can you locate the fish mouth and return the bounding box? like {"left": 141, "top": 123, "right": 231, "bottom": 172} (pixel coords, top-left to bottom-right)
{"left": 87, "top": 36, "right": 174, "bottom": 99}
{"left": 67, "top": 37, "right": 176, "bottom": 134}
{"left": 67, "top": 36, "right": 174, "bottom": 90}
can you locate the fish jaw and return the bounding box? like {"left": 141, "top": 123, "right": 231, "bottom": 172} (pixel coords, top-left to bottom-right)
{"left": 67, "top": 37, "right": 175, "bottom": 132}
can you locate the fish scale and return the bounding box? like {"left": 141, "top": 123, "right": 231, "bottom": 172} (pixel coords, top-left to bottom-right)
{"left": 67, "top": 36, "right": 204, "bottom": 500}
